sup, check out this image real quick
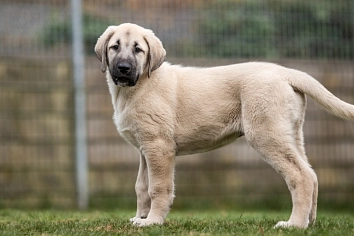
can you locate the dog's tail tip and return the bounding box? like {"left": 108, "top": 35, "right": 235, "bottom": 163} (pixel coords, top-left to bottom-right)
{"left": 288, "top": 70, "right": 354, "bottom": 121}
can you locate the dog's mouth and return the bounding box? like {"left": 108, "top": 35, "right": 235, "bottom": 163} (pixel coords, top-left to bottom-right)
{"left": 113, "top": 74, "right": 139, "bottom": 87}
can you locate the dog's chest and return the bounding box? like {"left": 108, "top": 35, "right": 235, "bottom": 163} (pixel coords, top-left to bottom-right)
{"left": 112, "top": 94, "right": 142, "bottom": 148}
{"left": 114, "top": 111, "right": 140, "bottom": 148}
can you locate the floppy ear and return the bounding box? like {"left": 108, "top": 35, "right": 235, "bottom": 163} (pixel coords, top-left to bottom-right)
{"left": 144, "top": 30, "right": 166, "bottom": 77}
{"left": 94, "top": 26, "right": 117, "bottom": 73}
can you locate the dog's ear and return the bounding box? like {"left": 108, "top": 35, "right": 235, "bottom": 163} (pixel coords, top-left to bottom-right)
{"left": 144, "top": 30, "right": 166, "bottom": 77}
{"left": 94, "top": 26, "right": 117, "bottom": 73}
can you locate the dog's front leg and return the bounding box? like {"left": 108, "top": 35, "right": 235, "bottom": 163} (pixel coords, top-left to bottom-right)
{"left": 133, "top": 141, "right": 175, "bottom": 227}
{"left": 130, "top": 153, "right": 151, "bottom": 223}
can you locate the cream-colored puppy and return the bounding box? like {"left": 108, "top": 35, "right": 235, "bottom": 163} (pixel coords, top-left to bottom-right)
{"left": 95, "top": 23, "right": 354, "bottom": 228}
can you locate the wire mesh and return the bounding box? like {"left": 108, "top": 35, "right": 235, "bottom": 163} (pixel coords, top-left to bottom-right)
{"left": 0, "top": 0, "right": 353, "bottom": 209}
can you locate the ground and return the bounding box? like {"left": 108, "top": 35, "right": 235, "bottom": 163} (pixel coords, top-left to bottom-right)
{"left": 0, "top": 209, "right": 353, "bottom": 235}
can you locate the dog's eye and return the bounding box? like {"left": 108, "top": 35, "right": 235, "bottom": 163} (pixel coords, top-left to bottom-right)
{"left": 111, "top": 45, "right": 119, "bottom": 51}
{"left": 135, "top": 47, "right": 143, "bottom": 53}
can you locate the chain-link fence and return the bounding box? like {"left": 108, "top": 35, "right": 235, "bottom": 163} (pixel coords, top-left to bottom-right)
{"left": 1, "top": 0, "right": 353, "bottom": 209}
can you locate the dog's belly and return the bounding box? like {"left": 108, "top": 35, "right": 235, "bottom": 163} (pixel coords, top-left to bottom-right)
{"left": 175, "top": 124, "right": 244, "bottom": 156}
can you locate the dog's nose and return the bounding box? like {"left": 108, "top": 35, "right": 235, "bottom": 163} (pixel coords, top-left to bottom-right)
{"left": 118, "top": 62, "right": 131, "bottom": 75}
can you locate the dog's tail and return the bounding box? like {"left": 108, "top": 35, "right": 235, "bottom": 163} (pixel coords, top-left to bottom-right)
{"left": 286, "top": 69, "right": 354, "bottom": 121}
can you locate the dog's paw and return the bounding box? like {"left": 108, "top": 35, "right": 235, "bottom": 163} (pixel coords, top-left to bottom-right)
{"left": 274, "top": 221, "right": 291, "bottom": 228}
{"left": 132, "top": 217, "right": 163, "bottom": 227}
{"left": 130, "top": 215, "right": 148, "bottom": 223}
{"left": 274, "top": 220, "right": 308, "bottom": 229}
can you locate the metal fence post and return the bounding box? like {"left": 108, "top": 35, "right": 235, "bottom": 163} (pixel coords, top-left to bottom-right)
{"left": 71, "top": 0, "right": 88, "bottom": 210}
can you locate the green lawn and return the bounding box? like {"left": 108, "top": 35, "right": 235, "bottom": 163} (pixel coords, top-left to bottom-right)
{"left": 0, "top": 209, "right": 353, "bottom": 235}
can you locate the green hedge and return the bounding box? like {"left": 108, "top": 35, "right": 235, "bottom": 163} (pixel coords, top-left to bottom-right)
{"left": 198, "top": 0, "right": 354, "bottom": 59}
{"left": 40, "top": 14, "right": 114, "bottom": 56}
{"left": 40, "top": 0, "right": 353, "bottom": 59}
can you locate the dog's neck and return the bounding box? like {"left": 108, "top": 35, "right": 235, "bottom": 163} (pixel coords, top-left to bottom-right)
{"left": 106, "top": 72, "right": 147, "bottom": 110}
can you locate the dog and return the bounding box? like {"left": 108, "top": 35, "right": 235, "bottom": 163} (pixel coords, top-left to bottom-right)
{"left": 94, "top": 23, "right": 354, "bottom": 228}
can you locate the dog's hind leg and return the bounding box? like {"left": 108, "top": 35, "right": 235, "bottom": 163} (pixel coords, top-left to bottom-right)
{"left": 246, "top": 130, "right": 316, "bottom": 228}
{"left": 130, "top": 153, "right": 151, "bottom": 223}
{"left": 308, "top": 167, "right": 318, "bottom": 225}
{"left": 242, "top": 100, "right": 317, "bottom": 229}
{"left": 295, "top": 123, "right": 318, "bottom": 226}
{"left": 293, "top": 92, "right": 318, "bottom": 225}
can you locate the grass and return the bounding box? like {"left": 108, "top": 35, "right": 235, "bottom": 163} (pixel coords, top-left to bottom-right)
{"left": 0, "top": 209, "right": 353, "bottom": 235}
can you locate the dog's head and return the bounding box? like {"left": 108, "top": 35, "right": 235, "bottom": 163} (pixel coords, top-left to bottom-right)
{"left": 94, "top": 23, "right": 166, "bottom": 87}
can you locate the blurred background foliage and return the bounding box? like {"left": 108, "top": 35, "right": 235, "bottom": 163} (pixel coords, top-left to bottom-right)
{"left": 200, "top": 0, "right": 354, "bottom": 58}
{"left": 40, "top": 0, "right": 354, "bottom": 59}
{"left": 41, "top": 14, "right": 114, "bottom": 55}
